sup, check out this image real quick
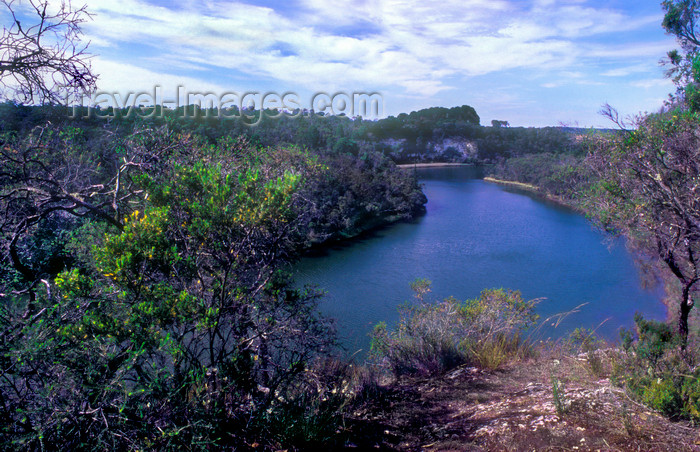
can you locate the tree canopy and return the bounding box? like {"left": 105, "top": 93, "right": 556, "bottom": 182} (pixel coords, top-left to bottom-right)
{"left": 587, "top": 110, "right": 700, "bottom": 346}
{"left": 582, "top": 0, "right": 700, "bottom": 346}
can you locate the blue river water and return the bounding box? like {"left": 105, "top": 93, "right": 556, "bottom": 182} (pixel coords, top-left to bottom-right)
{"left": 293, "top": 166, "right": 666, "bottom": 355}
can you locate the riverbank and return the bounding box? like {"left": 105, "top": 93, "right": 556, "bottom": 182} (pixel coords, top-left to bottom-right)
{"left": 483, "top": 176, "right": 580, "bottom": 212}
{"left": 483, "top": 176, "right": 539, "bottom": 191}
{"left": 397, "top": 162, "right": 473, "bottom": 169}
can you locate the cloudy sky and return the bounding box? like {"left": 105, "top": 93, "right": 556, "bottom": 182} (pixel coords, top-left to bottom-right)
{"left": 70, "top": 0, "right": 677, "bottom": 126}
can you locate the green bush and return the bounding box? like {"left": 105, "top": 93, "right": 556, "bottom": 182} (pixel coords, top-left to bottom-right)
{"left": 0, "top": 128, "right": 342, "bottom": 450}
{"left": 370, "top": 283, "right": 538, "bottom": 377}
{"left": 615, "top": 314, "right": 700, "bottom": 422}
{"left": 640, "top": 377, "right": 684, "bottom": 417}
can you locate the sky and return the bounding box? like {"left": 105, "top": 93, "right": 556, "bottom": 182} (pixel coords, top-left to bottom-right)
{"left": 51, "top": 0, "right": 682, "bottom": 126}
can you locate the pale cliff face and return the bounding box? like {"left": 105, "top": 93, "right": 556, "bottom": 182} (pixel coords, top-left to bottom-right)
{"left": 374, "top": 136, "right": 479, "bottom": 160}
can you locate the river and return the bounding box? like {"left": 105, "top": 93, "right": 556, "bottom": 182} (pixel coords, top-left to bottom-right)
{"left": 293, "top": 166, "right": 666, "bottom": 355}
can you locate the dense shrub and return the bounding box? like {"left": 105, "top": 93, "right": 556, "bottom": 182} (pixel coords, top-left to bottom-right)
{"left": 1, "top": 125, "right": 413, "bottom": 450}
{"left": 298, "top": 151, "right": 427, "bottom": 245}
{"left": 615, "top": 314, "right": 700, "bottom": 422}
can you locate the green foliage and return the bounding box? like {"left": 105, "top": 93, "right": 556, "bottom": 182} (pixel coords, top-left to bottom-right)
{"left": 0, "top": 102, "right": 584, "bottom": 166}
{"left": 490, "top": 151, "right": 593, "bottom": 202}
{"left": 370, "top": 285, "right": 538, "bottom": 377}
{"left": 299, "top": 151, "right": 426, "bottom": 244}
{"left": 568, "top": 327, "right": 603, "bottom": 352}
{"left": 614, "top": 314, "right": 700, "bottom": 422}
{"left": 332, "top": 136, "right": 359, "bottom": 155}
{"left": 587, "top": 9, "right": 700, "bottom": 413}
{"left": 0, "top": 127, "right": 351, "bottom": 450}
{"left": 0, "top": 102, "right": 587, "bottom": 448}
{"left": 587, "top": 110, "right": 700, "bottom": 345}
{"left": 629, "top": 313, "right": 679, "bottom": 370}
{"left": 662, "top": 0, "right": 700, "bottom": 92}
{"left": 640, "top": 378, "right": 684, "bottom": 417}
{"left": 409, "top": 278, "right": 432, "bottom": 301}
{"left": 0, "top": 113, "right": 431, "bottom": 449}
{"left": 551, "top": 375, "right": 568, "bottom": 416}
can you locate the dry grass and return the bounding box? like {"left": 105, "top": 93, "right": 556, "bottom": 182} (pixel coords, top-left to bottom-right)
{"left": 370, "top": 287, "right": 539, "bottom": 378}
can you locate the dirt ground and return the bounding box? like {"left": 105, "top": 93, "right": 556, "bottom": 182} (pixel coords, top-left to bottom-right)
{"left": 342, "top": 353, "right": 700, "bottom": 451}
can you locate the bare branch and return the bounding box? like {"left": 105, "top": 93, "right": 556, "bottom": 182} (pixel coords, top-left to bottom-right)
{"left": 0, "top": 0, "right": 97, "bottom": 104}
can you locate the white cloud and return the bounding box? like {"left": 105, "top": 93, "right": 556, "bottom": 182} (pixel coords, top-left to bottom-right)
{"left": 78, "top": 0, "right": 674, "bottom": 106}
{"left": 90, "top": 59, "right": 231, "bottom": 101}
{"left": 587, "top": 41, "right": 674, "bottom": 59}
{"left": 630, "top": 78, "right": 674, "bottom": 90}
{"left": 601, "top": 64, "right": 658, "bottom": 77}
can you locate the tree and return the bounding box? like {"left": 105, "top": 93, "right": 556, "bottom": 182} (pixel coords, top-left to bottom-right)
{"left": 583, "top": 2, "right": 700, "bottom": 348}
{"left": 332, "top": 136, "right": 359, "bottom": 155}
{"left": 583, "top": 1, "right": 700, "bottom": 348}
{"left": 0, "top": 0, "right": 96, "bottom": 104}
{"left": 0, "top": 125, "right": 179, "bottom": 314}
{"left": 661, "top": 1, "right": 700, "bottom": 106}
{"left": 588, "top": 108, "right": 700, "bottom": 347}
{"left": 0, "top": 126, "right": 340, "bottom": 448}
{"left": 663, "top": 0, "right": 700, "bottom": 46}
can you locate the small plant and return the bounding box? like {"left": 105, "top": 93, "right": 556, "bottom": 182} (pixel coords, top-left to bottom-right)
{"left": 639, "top": 377, "right": 683, "bottom": 418}
{"left": 568, "top": 327, "right": 607, "bottom": 377}
{"left": 409, "top": 278, "right": 432, "bottom": 302}
{"left": 621, "top": 403, "right": 635, "bottom": 436}
{"left": 551, "top": 375, "right": 568, "bottom": 416}
{"left": 468, "top": 335, "right": 528, "bottom": 369}
{"left": 629, "top": 313, "right": 678, "bottom": 370}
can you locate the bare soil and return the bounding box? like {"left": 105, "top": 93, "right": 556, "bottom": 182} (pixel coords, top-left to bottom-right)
{"left": 342, "top": 353, "right": 700, "bottom": 451}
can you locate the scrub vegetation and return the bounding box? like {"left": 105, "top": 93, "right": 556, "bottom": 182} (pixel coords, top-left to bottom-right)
{"left": 2, "top": 0, "right": 700, "bottom": 450}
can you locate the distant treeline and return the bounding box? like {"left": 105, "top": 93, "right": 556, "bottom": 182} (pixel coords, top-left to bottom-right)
{"left": 0, "top": 102, "right": 591, "bottom": 164}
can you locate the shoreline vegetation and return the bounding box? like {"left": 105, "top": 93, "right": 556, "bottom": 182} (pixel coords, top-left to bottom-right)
{"left": 396, "top": 162, "right": 474, "bottom": 168}
{"left": 482, "top": 176, "right": 537, "bottom": 191}
{"left": 0, "top": 116, "right": 693, "bottom": 449}
{"left": 482, "top": 175, "right": 577, "bottom": 212}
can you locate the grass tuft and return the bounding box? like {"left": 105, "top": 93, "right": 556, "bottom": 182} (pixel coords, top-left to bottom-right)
{"left": 370, "top": 282, "right": 539, "bottom": 377}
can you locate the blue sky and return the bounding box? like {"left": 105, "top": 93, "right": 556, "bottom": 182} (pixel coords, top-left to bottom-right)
{"left": 73, "top": 0, "right": 677, "bottom": 127}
